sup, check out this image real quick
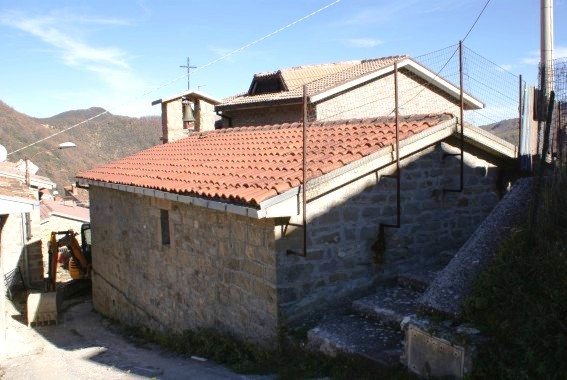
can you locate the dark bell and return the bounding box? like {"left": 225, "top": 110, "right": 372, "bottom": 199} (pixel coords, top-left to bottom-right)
{"left": 182, "top": 100, "right": 195, "bottom": 122}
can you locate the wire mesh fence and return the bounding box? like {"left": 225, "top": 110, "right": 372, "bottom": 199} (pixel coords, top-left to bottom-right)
{"left": 221, "top": 42, "right": 525, "bottom": 153}
{"left": 238, "top": 43, "right": 522, "bottom": 141}
{"left": 551, "top": 57, "right": 567, "bottom": 160}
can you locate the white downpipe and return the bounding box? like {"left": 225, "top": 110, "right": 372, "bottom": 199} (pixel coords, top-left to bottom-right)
{"left": 20, "top": 213, "right": 30, "bottom": 288}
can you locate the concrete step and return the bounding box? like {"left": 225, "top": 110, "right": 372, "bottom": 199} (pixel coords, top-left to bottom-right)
{"left": 307, "top": 314, "right": 403, "bottom": 368}
{"left": 397, "top": 269, "right": 439, "bottom": 292}
{"left": 352, "top": 286, "right": 421, "bottom": 329}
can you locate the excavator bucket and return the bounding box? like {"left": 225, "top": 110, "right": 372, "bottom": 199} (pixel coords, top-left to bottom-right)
{"left": 26, "top": 292, "right": 58, "bottom": 326}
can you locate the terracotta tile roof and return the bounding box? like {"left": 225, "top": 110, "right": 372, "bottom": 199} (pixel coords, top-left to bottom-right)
{"left": 77, "top": 113, "right": 453, "bottom": 207}
{"left": 40, "top": 199, "right": 90, "bottom": 222}
{"left": 0, "top": 175, "right": 36, "bottom": 201}
{"left": 218, "top": 56, "right": 406, "bottom": 110}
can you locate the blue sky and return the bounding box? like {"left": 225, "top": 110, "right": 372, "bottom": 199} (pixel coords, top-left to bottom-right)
{"left": 0, "top": 0, "right": 565, "bottom": 118}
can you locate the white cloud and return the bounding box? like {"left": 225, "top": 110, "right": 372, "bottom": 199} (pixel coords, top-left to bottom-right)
{"left": 522, "top": 46, "right": 567, "bottom": 65}
{"left": 555, "top": 46, "right": 567, "bottom": 59}
{"left": 495, "top": 64, "right": 513, "bottom": 72}
{"left": 0, "top": 12, "right": 129, "bottom": 68}
{"left": 0, "top": 10, "right": 159, "bottom": 116}
{"left": 342, "top": 38, "right": 383, "bottom": 48}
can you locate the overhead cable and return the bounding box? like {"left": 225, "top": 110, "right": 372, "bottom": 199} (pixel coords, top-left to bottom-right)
{"left": 8, "top": 0, "right": 343, "bottom": 155}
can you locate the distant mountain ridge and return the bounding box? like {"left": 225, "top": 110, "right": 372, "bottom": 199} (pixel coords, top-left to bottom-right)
{"left": 0, "top": 101, "right": 162, "bottom": 190}
{"left": 479, "top": 118, "right": 519, "bottom": 145}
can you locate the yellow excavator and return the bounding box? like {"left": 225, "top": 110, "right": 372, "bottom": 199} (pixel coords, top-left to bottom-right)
{"left": 27, "top": 223, "right": 92, "bottom": 326}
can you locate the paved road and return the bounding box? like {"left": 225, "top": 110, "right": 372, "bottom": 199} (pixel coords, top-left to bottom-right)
{"left": 0, "top": 297, "right": 269, "bottom": 380}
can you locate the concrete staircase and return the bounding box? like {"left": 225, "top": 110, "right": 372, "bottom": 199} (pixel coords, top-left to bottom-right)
{"left": 307, "top": 269, "right": 439, "bottom": 368}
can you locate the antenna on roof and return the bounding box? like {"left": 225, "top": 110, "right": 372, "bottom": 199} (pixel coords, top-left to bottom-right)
{"left": 180, "top": 57, "right": 197, "bottom": 90}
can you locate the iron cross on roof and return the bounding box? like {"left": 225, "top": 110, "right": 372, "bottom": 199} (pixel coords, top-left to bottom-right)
{"left": 180, "top": 57, "right": 197, "bottom": 90}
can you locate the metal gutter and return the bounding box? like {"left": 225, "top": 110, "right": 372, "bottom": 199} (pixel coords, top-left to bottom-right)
{"left": 84, "top": 180, "right": 265, "bottom": 219}
{"left": 463, "top": 125, "right": 518, "bottom": 158}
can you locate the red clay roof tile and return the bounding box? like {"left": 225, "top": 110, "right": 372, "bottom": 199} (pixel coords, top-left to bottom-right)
{"left": 77, "top": 114, "right": 454, "bottom": 207}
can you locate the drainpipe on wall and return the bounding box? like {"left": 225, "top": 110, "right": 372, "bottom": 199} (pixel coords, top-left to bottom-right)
{"left": 373, "top": 61, "right": 402, "bottom": 263}
{"left": 443, "top": 41, "right": 465, "bottom": 193}
{"left": 20, "top": 213, "right": 30, "bottom": 287}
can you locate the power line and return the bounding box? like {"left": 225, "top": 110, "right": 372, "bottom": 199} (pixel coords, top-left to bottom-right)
{"left": 8, "top": 0, "right": 343, "bottom": 156}
{"left": 388, "top": 0, "right": 492, "bottom": 117}
{"left": 463, "top": 0, "right": 492, "bottom": 42}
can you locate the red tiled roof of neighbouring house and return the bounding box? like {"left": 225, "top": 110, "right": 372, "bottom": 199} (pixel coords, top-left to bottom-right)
{"left": 0, "top": 175, "right": 36, "bottom": 200}
{"left": 40, "top": 199, "right": 90, "bottom": 222}
{"left": 76, "top": 114, "right": 455, "bottom": 207}
{"left": 218, "top": 56, "right": 406, "bottom": 110}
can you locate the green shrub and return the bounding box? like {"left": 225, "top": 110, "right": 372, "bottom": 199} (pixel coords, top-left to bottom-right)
{"left": 465, "top": 169, "right": 567, "bottom": 379}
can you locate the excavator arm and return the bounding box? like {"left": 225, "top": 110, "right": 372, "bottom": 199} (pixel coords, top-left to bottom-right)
{"left": 47, "top": 229, "right": 91, "bottom": 291}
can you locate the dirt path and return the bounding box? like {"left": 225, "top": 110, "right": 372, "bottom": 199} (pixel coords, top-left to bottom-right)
{"left": 0, "top": 296, "right": 270, "bottom": 380}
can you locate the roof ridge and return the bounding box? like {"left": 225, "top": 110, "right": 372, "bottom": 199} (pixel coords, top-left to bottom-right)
{"left": 181, "top": 113, "right": 454, "bottom": 138}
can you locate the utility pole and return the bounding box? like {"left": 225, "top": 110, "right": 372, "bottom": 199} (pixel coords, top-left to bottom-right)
{"left": 180, "top": 57, "right": 197, "bottom": 90}
{"left": 541, "top": 0, "right": 554, "bottom": 96}
{"left": 539, "top": 0, "right": 554, "bottom": 156}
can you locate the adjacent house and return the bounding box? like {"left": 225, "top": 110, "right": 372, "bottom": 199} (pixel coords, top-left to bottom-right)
{"left": 0, "top": 175, "right": 43, "bottom": 292}
{"left": 40, "top": 198, "right": 90, "bottom": 244}
{"left": 77, "top": 96, "right": 516, "bottom": 348}
{"left": 63, "top": 184, "right": 90, "bottom": 208}
{"left": 214, "top": 56, "right": 483, "bottom": 127}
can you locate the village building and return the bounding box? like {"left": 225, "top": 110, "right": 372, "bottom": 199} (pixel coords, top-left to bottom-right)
{"left": 63, "top": 184, "right": 90, "bottom": 208}
{"left": 40, "top": 198, "right": 90, "bottom": 245}
{"left": 76, "top": 56, "right": 518, "bottom": 347}
{"left": 0, "top": 161, "right": 56, "bottom": 292}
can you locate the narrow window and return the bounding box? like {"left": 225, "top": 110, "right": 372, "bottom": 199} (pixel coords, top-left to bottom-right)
{"left": 160, "top": 209, "right": 171, "bottom": 246}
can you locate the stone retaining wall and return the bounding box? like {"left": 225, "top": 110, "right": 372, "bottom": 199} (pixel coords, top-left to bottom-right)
{"left": 90, "top": 187, "right": 278, "bottom": 346}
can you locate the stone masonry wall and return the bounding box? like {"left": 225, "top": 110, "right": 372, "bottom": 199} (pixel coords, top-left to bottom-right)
{"left": 89, "top": 187, "right": 278, "bottom": 346}
{"left": 223, "top": 104, "right": 304, "bottom": 127}
{"left": 275, "top": 139, "right": 505, "bottom": 324}
{"left": 315, "top": 69, "right": 461, "bottom": 121}
{"left": 162, "top": 100, "right": 185, "bottom": 143}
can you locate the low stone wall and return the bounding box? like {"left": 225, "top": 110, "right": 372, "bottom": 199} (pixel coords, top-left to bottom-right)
{"left": 90, "top": 186, "right": 278, "bottom": 346}
{"left": 418, "top": 178, "right": 533, "bottom": 317}
{"left": 276, "top": 139, "right": 508, "bottom": 324}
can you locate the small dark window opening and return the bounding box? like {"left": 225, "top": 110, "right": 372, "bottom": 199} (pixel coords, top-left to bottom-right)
{"left": 250, "top": 77, "right": 284, "bottom": 95}
{"left": 160, "top": 209, "right": 171, "bottom": 246}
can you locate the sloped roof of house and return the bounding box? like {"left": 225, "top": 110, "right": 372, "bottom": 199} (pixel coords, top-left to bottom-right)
{"left": 0, "top": 160, "right": 56, "bottom": 189}
{"left": 0, "top": 175, "right": 38, "bottom": 213}
{"left": 217, "top": 56, "right": 483, "bottom": 111}
{"left": 40, "top": 199, "right": 90, "bottom": 222}
{"left": 77, "top": 114, "right": 456, "bottom": 207}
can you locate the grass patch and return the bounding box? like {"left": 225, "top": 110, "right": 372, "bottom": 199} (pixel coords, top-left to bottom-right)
{"left": 464, "top": 168, "right": 567, "bottom": 379}
{"left": 118, "top": 323, "right": 415, "bottom": 379}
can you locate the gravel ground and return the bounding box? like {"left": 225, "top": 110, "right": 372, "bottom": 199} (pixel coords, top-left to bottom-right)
{"left": 0, "top": 294, "right": 272, "bottom": 380}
